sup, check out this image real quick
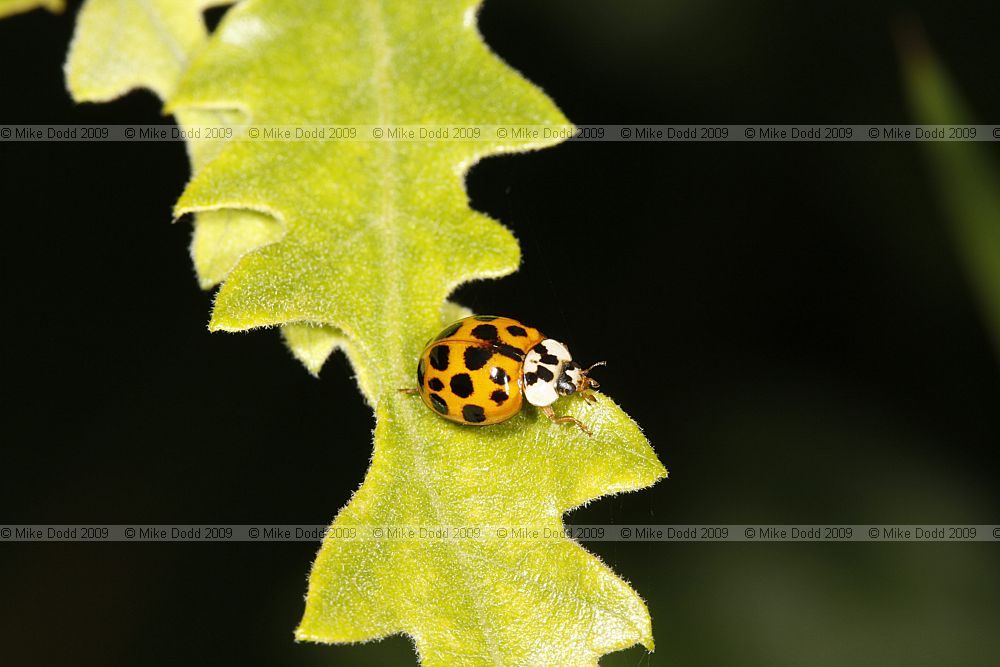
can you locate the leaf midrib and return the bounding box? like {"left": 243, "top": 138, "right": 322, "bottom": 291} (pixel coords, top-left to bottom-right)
{"left": 397, "top": 401, "right": 506, "bottom": 665}
{"left": 364, "top": 0, "right": 407, "bottom": 398}
{"left": 364, "top": 2, "right": 504, "bottom": 661}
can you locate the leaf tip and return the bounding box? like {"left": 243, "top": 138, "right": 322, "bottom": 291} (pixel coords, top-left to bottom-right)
{"left": 281, "top": 323, "right": 342, "bottom": 377}
{"left": 195, "top": 274, "right": 218, "bottom": 291}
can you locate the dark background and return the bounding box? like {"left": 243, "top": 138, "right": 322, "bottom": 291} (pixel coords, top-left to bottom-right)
{"left": 2, "top": 1, "right": 999, "bottom": 665}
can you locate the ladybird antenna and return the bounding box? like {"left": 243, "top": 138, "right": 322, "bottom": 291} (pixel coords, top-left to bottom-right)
{"left": 581, "top": 360, "right": 606, "bottom": 390}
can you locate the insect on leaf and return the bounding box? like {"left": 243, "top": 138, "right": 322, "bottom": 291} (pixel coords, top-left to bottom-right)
{"left": 66, "top": 0, "right": 668, "bottom": 664}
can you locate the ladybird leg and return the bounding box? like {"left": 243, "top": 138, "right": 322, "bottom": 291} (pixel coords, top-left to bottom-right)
{"left": 540, "top": 405, "right": 592, "bottom": 436}
{"left": 397, "top": 388, "right": 420, "bottom": 395}
{"left": 578, "top": 390, "right": 599, "bottom": 404}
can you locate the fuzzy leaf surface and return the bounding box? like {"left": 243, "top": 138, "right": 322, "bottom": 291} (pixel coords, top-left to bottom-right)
{"left": 70, "top": 0, "right": 668, "bottom": 663}
{"left": 170, "top": 0, "right": 565, "bottom": 390}
{"left": 65, "top": 0, "right": 209, "bottom": 101}
{"left": 297, "top": 392, "right": 665, "bottom": 666}
{"left": 65, "top": 0, "right": 295, "bottom": 358}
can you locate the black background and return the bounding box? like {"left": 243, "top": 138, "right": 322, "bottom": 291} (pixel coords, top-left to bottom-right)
{"left": 1, "top": 1, "right": 999, "bottom": 665}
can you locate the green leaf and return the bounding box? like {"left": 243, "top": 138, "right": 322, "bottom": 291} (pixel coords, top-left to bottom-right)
{"left": 282, "top": 303, "right": 473, "bottom": 399}
{"left": 281, "top": 323, "right": 349, "bottom": 377}
{"left": 899, "top": 28, "right": 1000, "bottom": 358}
{"left": 296, "top": 392, "right": 665, "bottom": 666}
{"left": 0, "top": 0, "right": 62, "bottom": 19}
{"left": 175, "top": 107, "right": 286, "bottom": 292}
{"left": 170, "top": 0, "right": 560, "bottom": 394}
{"left": 67, "top": 0, "right": 668, "bottom": 663}
{"left": 65, "top": 2, "right": 258, "bottom": 287}
{"left": 65, "top": 1, "right": 287, "bottom": 341}
{"left": 65, "top": 0, "right": 211, "bottom": 101}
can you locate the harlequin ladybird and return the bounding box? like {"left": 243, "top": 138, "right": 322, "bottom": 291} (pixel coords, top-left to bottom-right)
{"left": 406, "top": 315, "right": 605, "bottom": 434}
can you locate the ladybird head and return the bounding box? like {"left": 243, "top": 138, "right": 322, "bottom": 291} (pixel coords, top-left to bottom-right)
{"left": 556, "top": 360, "right": 606, "bottom": 396}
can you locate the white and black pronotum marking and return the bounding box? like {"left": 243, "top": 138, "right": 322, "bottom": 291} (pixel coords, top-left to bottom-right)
{"left": 522, "top": 339, "right": 584, "bottom": 407}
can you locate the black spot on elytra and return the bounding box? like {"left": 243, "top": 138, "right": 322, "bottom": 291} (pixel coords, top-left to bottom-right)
{"left": 462, "top": 404, "right": 487, "bottom": 423}
{"left": 495, "top": 343, "right": 524, "bottom": 362}
{"left": 428, "top": 377, "right": 444, "bottom": 391}
{"left": 473, "top": 315, "right": 498, "bottom": 321}
{"left": 433, "top": 321, "right": 463, "bottom": 341}
{"left": 532, "top": 342, "right": 549, "bottom": 355}
{"left": 489, "top": 366, "right": 509, "bottom": 386}
{"left": 429, "top": 344, "right": 450, "bottom": 371}
{"left": 464, "top": 346, "right": 493, "bottom": 371}
{"left": 450, "top": 373, "right": 474, "bottom": 398}
{"left": 416, "top": 359, "right": 426, "bottom": 386}
{"left": 429, "top": 393, "right": 448, "bottom": 414}
{"left": 535, "top": 366, "right": 555, "bottom": 382}
{"left": 539, "top": 353, "right": 558, "bottom": 365}
{"left": 471, "top": 324, "right": 499, "bottom": 341}
{"left": 490, "top": 389, "right": 508, "bottom": 405}
{"left": 524, "top": 372, "right": 538, "bottom": 385}
{"left": 506, "top": 325, "right": 527, "bottom": 337}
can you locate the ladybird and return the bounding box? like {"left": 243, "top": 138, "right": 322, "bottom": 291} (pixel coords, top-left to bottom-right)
{"left": 406, "top": 315, "right": 605, "bottom": 434}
